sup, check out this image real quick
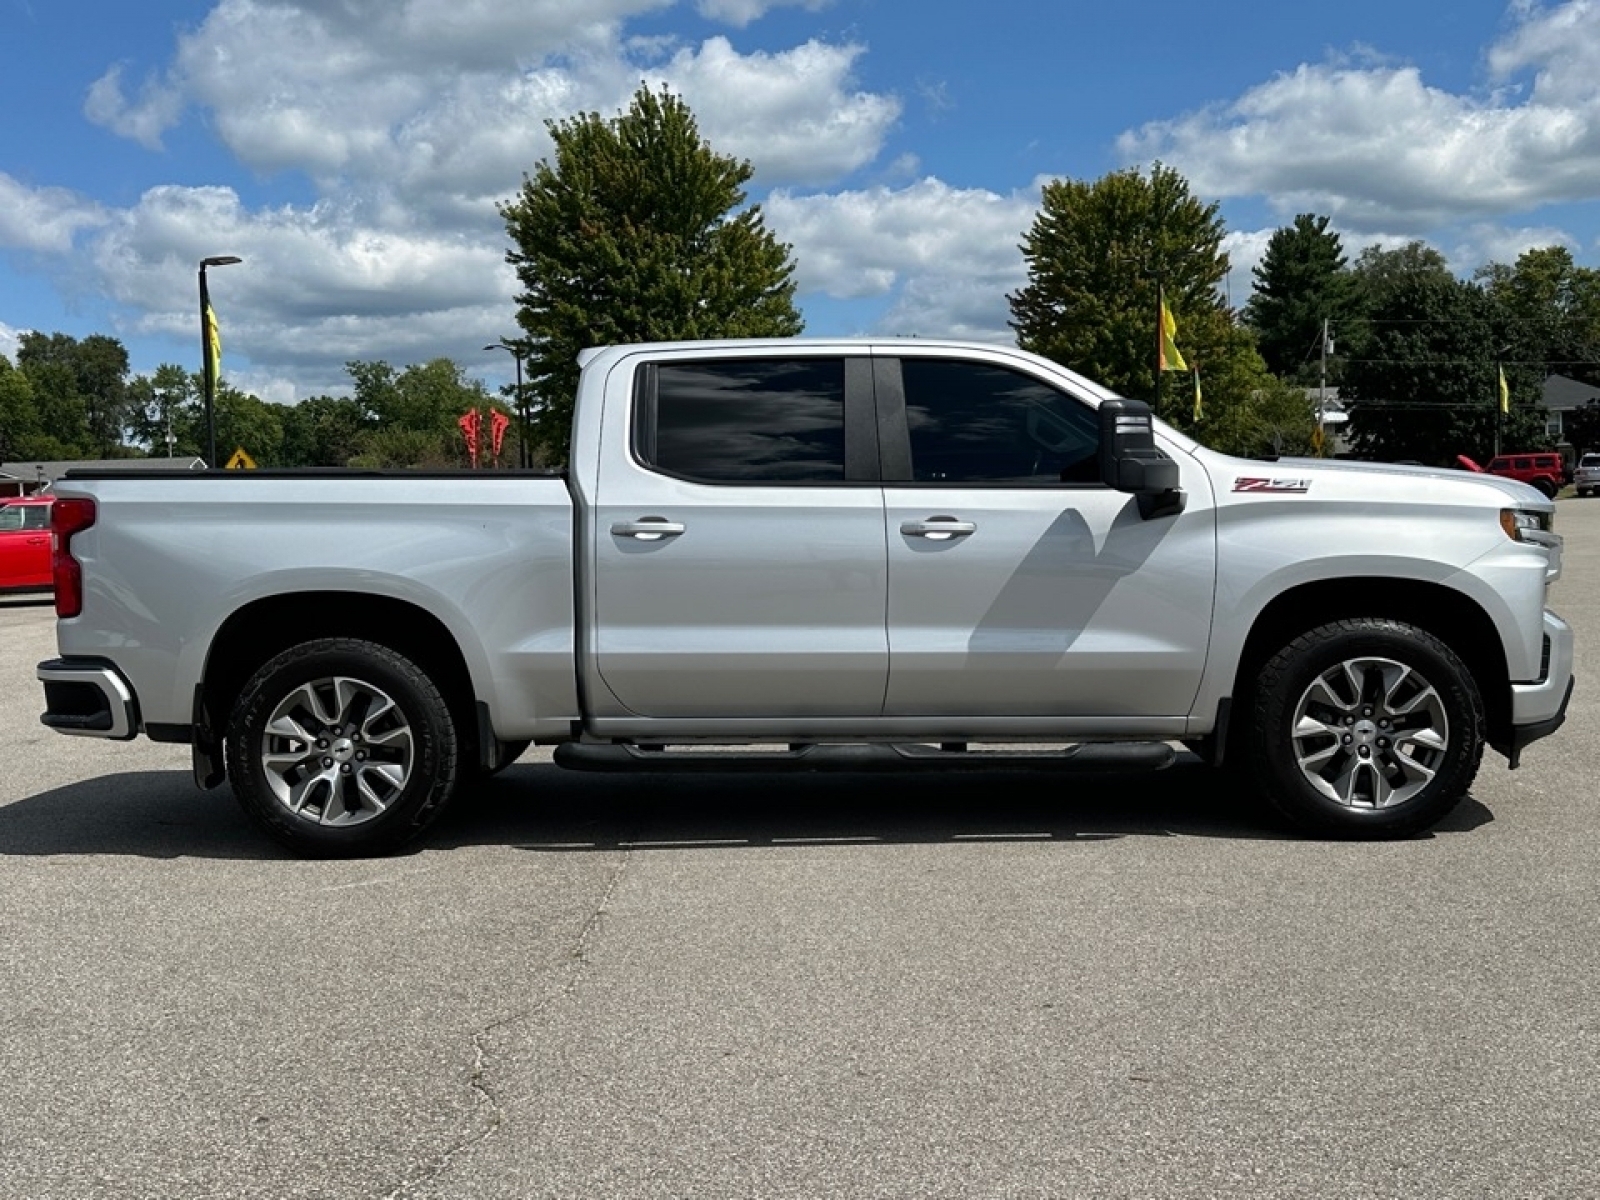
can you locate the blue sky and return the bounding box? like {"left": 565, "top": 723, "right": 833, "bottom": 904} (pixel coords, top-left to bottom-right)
{"left": 3, "top": 0, "right": 1597, "bottom": 403}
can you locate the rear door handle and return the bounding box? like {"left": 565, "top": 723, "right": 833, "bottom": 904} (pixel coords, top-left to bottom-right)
{"left": 900, "top": 517, "right": 976, "bottom": 540}
{"left": 610, "top": 518, "right": 686, "bottom": 541}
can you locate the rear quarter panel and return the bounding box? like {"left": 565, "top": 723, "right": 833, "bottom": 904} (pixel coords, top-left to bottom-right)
{"left": 51, "top": 474, "right": 579, "bottom": 738}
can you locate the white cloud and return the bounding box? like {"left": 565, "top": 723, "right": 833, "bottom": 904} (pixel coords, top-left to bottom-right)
{"left": 0, "top": 173, "right": 109, "bottom": 255}
{"left": 0, "top": 321, "right": 24, "bottom": 363}
{"left": 1446, "top": 222, "right": 1581, "bottom": 273}
{"left": 669, "top": 38, "right": 901, "bottom": 186}
{"left": 767, "top": 178, "right": 1035, "bottom": 338}
{"left": 46, "top": 1, "right": 908, "bottom": 395}
{"left": 83, "top": 63, "right": 185, "bottom": 151}
{"left": 694, "top": 0, "right": 831, "bottom": 30}
{"left": 75, "top": 184, "right": 514, "bottom": 396}
{"left": 1117, "top": 1, "right": 1600, "bottom": 233}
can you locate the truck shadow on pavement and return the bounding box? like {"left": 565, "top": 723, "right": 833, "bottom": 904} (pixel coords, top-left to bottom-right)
{"left": 437, "top": 758, "right": 1496, "bottom": 853}
{"left": 0, "top": 759, "right": 1494, "bottom": 859}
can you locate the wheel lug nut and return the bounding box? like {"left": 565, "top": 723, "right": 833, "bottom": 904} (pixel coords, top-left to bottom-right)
{"left": 316, "top": 739, "right": 328, "bottom": 749}
{"left": 1342, "top": 734, "right": 1353, "bottom": 745}
{"left": 1358, "top": 746, "right": 1371, "bottom": 758}
{"left": 1377, "top": 738, "right": 1389, "bottom": 748}
{"left": 322, "top": 757, "right": 333, "bottom": 768}
{"left": 340, "top": 764, "right": 351, "bottom": 774}
{"left": 356, "top": 751, "right": 366, "bottom": 761}
{"left": 1363, "top": 707, "right": 1373, "bottom": 717}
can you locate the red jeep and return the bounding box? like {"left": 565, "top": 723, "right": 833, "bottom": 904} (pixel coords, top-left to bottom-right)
{"left": 1482, "top": 452, "right": 1567, "bottom": 498}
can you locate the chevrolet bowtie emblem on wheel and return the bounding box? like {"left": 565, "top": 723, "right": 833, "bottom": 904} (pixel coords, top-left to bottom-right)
{"left": 1233, "top": 476, "right": 1312, "bottom": 493}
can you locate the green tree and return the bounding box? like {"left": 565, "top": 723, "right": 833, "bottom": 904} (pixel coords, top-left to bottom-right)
{"left": 1008, "top": 162, "right": 1292, "bottom": 453}
{"left": 0, "top": 354, "right": 45, "bottom": 462}
{"left": 279, "top": 395, "right": 369, "bottom": 467}
{"left": 1476, "top": 246, "right": 1600, "bottom": 397}
{"left": 17, "top": 331, "right": 132, "bottom": 456}
{"left": 1342, "top": 243, "right": 1545, "bottom": 463}
{"left": 346, "top": 358, "right": 498, "bottom": 465}
{"left": 500, "top": 83, "right": 803, "bottom": 464}
{"left": 1244, "top": 214, "right": 1360, "bottom": 382}
{"left": 210, "top": 385, "right": 285, "bottom": 466}
{"left": 126, "top": 364, "right": 199, "bottom": 457}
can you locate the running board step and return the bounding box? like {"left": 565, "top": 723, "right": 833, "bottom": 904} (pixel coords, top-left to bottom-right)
{"left": 553, "top": 742, "right": 1178, "bottom": 774}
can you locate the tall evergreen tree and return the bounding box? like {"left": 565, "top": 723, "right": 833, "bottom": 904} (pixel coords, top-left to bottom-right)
{"left": 500, "top": 83, "right": 803, "bottom": 464}
{"left": 1244, "top": 213, "right": 1359, "bottom": 382}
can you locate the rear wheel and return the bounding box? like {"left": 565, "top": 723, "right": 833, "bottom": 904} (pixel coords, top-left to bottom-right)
{"left": 225, "top": 638, "right": 460, "bottom": 856}
{"left": 1245, "top": 619, "right": 1484, "bottom": 838}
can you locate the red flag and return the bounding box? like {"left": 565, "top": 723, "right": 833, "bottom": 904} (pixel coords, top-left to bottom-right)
{"left": 457, "top": 410, "right": 481, "bottom": 467}
{"left": 490, "top": 409, "right": 510, "bottom": 461}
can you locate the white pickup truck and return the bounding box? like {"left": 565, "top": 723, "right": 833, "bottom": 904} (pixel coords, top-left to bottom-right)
{"left": 37, "top": 338, "right": 1573, "bottom": 855}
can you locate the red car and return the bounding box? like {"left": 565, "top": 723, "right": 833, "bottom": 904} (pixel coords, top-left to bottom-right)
{"left": 0, "top": 496, "right": 53, "bottom": 593}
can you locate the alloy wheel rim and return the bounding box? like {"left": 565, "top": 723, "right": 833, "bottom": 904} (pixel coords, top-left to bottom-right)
{"left": 260, "top": 675, "right": 414, "bottom": 826}
{"left": 1290, "top": 655, "right": 1449, "bottom": 810}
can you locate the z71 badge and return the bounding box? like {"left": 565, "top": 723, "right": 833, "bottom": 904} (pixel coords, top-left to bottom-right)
{"left": 1232, "top": 477, "right": 1312, "bottom": 493}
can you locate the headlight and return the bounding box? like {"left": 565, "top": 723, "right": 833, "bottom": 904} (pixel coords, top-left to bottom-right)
{"left": 1501, "top": 507, "right": 1556, "bottom": 543}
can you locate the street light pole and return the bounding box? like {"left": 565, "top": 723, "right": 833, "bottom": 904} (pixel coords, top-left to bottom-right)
{"left": 484, "top": 340, "right": 528, "bottom": 467}
{"left": 199, "top": 255, "right": 243, "bottom": 468}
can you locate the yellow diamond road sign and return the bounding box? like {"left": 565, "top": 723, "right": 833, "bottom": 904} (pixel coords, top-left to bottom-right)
{"left": 224, "top": 447, "right": 257, "bottom": 469}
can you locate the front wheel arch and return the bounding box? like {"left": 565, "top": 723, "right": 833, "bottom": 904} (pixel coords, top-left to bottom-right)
{"left": 1229, "top": 579, "right": 1510, "bottom": 759}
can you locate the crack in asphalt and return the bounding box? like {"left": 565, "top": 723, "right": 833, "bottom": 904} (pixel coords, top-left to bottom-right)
{"left": 382, "top": 846, "right": 634, "bottom": 1199}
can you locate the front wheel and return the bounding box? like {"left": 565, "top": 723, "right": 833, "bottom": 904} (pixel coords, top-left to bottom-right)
{"left": 1245, "top": 619, "right": 1484, "bottom": 838}
{"left": 225, "top": 638, "right": 460, "bottom": 857}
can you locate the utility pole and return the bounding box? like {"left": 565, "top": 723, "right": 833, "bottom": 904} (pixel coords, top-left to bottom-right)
{"left": 1318, "top": 318, "right": 1330, "bottom": 455}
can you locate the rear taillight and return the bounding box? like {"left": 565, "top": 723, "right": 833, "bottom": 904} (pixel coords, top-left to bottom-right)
{"left": 51, "top": 497, "right": 96, "bottom": 619}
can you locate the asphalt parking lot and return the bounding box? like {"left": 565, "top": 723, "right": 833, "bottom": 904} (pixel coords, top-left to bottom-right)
{"left": 3, "top": 501, "right": 1598, "bottom": 1200}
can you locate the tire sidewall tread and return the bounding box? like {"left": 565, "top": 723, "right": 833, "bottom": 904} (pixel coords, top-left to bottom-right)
{"left": 1246, "top": 618, "right": 1485, "bottom": 838}
{"left": 225, "top": 637, "right": 459, "bottom": 857}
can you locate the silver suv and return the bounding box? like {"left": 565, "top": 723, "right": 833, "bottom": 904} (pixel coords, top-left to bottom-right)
{"left": 1575, "top": 452, "right": 1600, "bottom": 498}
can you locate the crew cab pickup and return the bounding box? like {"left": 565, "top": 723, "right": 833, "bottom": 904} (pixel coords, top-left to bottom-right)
{"left": 37, "top": 339, "right": 1574, "bottom": 855}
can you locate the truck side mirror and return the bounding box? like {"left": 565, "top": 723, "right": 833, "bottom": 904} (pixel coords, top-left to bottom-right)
{"left": 1097, "top": 398, "right": 1186, "bottom": 519}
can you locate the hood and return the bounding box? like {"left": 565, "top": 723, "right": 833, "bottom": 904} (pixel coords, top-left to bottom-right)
{"left": 1215, "top": 454, "right": 1555, "bottom": 510}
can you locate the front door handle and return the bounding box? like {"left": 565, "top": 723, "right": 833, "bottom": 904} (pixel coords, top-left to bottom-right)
{"left": 900, "top": 517, "right": 976, "bottom": 540}
{"left": 610, "top": 517, "right": 686, "bottom": 541}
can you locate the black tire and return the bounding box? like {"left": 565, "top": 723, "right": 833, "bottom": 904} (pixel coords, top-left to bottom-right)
{"left": 225, "top": 638, "right": 459, "bottom": 857}
{"left": 1536, "top": 477, "right": 1558, "bottom": 499}
{"left": 1244, "top": 618, "right": 1484, "bottom": 838}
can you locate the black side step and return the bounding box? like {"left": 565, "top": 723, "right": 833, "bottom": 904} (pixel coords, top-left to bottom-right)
{"left": 552, "top": 742, "right": 1177, "bottom": 775}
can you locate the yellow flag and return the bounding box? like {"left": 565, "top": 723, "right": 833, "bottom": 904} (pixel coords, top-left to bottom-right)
{"left": 1192, "top": 368, "right": 1202, "bottom": 421}
{"left": 205, "top": 301, "right": 222, "bottom": 380}
{"left": 1498, "top": 365, "right": 1509, "bottom": 414}
{"left": 1159, "top": 292, "right": 1187, "bottom": 372}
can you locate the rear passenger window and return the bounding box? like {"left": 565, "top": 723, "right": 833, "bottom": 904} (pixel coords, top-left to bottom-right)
{"left": 637, "top": 359, "right": 846, "bottom": 483}
{"left": 900, "top": 358, "right": 1100, "bottom": 485}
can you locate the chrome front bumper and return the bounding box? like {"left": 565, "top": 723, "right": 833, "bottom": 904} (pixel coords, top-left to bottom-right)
{"left": 1502, "top": 609, "right": 1575, "bottom": 767}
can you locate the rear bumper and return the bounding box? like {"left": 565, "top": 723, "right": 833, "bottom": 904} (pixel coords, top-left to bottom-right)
{"left": 37, "top": 657, "right": 140, "bottom": 741}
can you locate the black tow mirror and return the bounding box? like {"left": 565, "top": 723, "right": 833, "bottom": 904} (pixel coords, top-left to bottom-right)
{"left": 1098, "top": 398, "right": 1185, "bottom": 518}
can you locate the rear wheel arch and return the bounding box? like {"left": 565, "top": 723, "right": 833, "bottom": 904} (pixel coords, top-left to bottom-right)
{"left": 200, "top": 592, "right": 482, "bottom": 778}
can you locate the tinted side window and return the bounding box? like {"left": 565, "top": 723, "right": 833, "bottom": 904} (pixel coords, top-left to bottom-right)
{"left": 900, "top": 359, "right": 1099, "bottom": 484}
{"left": 23, "top": 505, "right": 50, "bottom": 530}
{"left": 642, "top": 359, "right": 846, "bottom": 483}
